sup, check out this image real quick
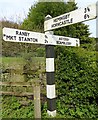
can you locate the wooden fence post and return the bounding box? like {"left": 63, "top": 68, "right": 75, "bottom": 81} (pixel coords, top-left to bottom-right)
{"left": 34, "top": 85, "right": 41, "bottom": 118}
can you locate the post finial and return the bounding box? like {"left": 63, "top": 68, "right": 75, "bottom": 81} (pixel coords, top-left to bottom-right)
{"left": 45, "top": 15, "right": 52, "bottom": 21}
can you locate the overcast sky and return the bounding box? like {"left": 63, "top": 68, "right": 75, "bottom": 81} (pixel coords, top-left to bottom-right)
{"left": 0, "top": 0, "right": 97, "bottom": 37}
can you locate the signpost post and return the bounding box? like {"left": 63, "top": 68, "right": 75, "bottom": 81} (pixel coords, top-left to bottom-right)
{"left": 45, "top": 15, "right": 56, "bottom": 117}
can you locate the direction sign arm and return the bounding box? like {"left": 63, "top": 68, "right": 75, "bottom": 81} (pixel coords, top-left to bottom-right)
{"left": 44, "top": 3, "right": 97, "bottom": 31}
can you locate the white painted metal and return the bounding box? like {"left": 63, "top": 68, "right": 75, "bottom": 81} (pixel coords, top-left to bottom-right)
{"left": 47, "top": 85, "right": 56, "bottom": 99}
{"left": 47, "top": 110, "right": 56, "bottom": 117}
{"left": 44, "top": 4, "right": 96, "bottom": 31}
{"left": 46, "top": 58, "right": 54, "bottom": 72}
{"left": 45, "top": 33, "right": 80, "bottom": 46}
{"left": 3, "top": 27, "right": 45, "bottom": 45}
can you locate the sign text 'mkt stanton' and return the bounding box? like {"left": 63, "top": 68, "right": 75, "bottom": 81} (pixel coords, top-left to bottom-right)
{"left": 4, "top": 30, "right": 38, "bottom": 42}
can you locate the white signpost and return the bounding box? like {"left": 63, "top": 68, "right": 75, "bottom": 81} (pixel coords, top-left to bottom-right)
{"left": 3, "top": 27, "right": 80, "bottom": 47}
{"left": 44, "top": 3, "right": 97, "bottom": 31}
{"left": 2, "top": 1, "right": 98, "bottom": 118}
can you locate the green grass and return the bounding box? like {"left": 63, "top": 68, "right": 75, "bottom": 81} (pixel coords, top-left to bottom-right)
{"left": 1, "top": 56, "right": 45, "bottom": 64}
{"left": 1, "top": 56, "right": 45, "bottom": 70}
{"left": 1, "top": 56, "right": 46, "bottom": 83}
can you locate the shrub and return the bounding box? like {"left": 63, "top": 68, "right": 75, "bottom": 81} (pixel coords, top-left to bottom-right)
{"left": 55, "top": 47, "right": 98, "bottom": 118}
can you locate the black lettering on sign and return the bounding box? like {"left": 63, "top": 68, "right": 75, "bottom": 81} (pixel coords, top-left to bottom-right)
{"left": 31, "top": 38, "right": 38, "bottom": 42}
{"left": 56, "top": 41, "right": 66, "bottom": 45}
{"left": 84, "top": 14, "right": 89, "bottom": 19}
{"left": 70, "top": 18, "right": 73, "bottom": 23}
{"left": 19, "top": 37, "right": 38, "bottom": 42}
{"left": 3, "top": 34, "right": 6, "bottom": 37}
{"left": 4, "top": 34, "right": 16, "bottom": 41}
{"left": 53, "top": 14, "right": 70, "bottom": 22}
{"left": 45, "top": 39, "right": 48, "bottom": 43}
{"left": 19, "top": 37, "right": 24, "bottom": 41}
{"left": 57, "top": 41, "right": 71, "bottom": 45}
{"left": 45, "top": 35, "right": 48, "bottom": 43}
{"left": 84, "top": 7, "right": 90, "bottom": 13}
{"left": 45, "top": 35, "right": 48, "bottom": 38}
{"left": 52, "top": 18, "right": 73, "bottom": 28}
{"left": 59, "top": 37, "right": 69, "bottom": 41}
{"left": 66, "top": 42, "right": 71, "bottom": 45}
{"left": 84, "top": 7, "right": 90, "bottom": 19}
{"left": 16, "top": 31, "right": 30, "bottom": 37}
